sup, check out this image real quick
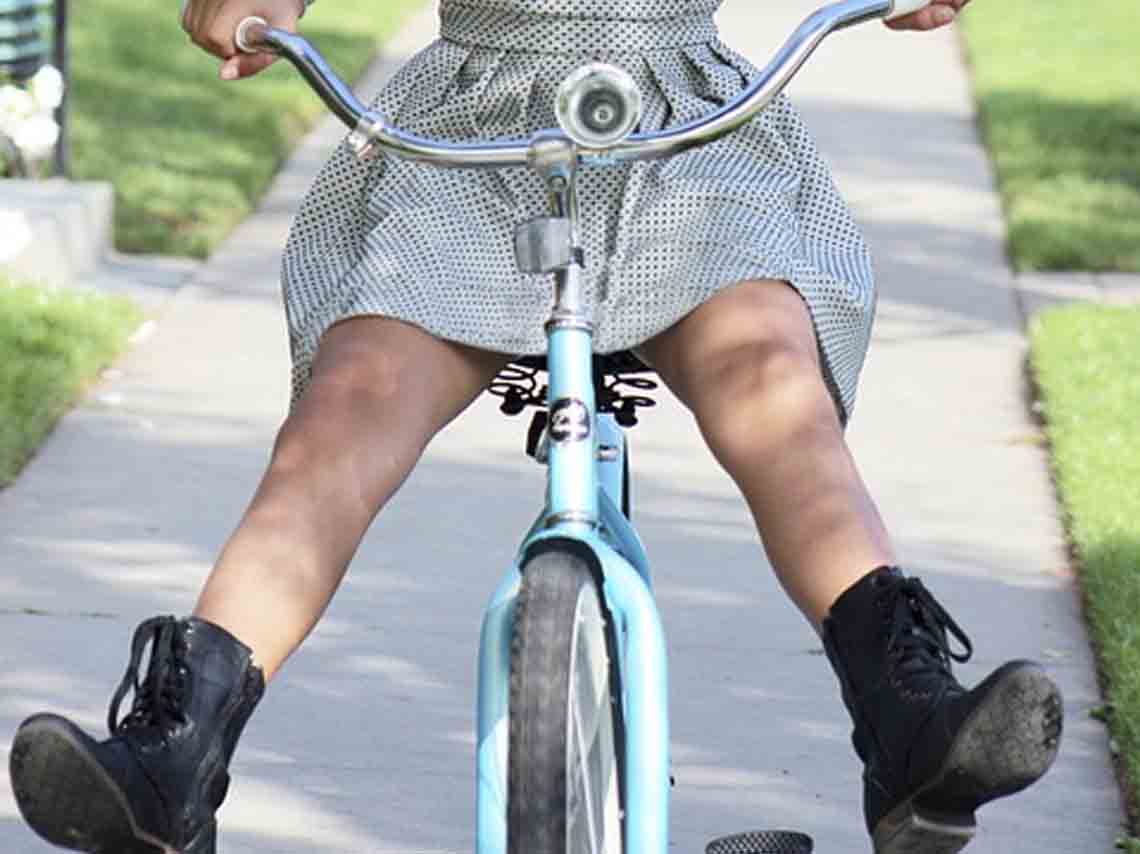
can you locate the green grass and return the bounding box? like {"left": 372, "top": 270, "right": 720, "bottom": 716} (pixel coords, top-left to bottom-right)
{"left": 1030, "top": 304, "right": 1140, "bottom": 827}
{"left": 0, "top": 278, "right": 142, "bottom": 486}
{"left": 70, "top": 0, "right": 423, "bottom": 257}
{"left": 960, "top": 1, "right": 1140, "bottom": 271}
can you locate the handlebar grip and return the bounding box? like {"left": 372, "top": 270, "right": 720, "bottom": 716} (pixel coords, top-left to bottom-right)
{"left": 885, "top": 0, "right": 930, "bottom": 20}
{"left": 235, "top": 15, "right": 272, "bottom": 53}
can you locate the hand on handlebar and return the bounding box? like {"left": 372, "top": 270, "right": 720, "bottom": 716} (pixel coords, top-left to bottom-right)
{"left": 887, "top": 0, "right": 970, "bottom": 31}
{"left": 181, "top": 0, "right": 304, "bottom": 80}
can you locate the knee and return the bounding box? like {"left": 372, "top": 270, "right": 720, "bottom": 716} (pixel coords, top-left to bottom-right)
{"left": 271, "top": 349, "right": 420, "bottom": 477}
{"left": 694, "top": 337, "right": 838, "bottom": 470}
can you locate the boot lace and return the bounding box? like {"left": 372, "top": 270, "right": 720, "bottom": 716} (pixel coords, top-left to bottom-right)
{"left": 880, "top": 578, "right": 973, "bottom": 684}
{"left": 107, "top": 616, "right": 190, "bottom": 735}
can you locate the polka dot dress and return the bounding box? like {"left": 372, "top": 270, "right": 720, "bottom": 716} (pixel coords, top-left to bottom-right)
{"left": 281, "top": 0, "right": 876, "bottom": 422}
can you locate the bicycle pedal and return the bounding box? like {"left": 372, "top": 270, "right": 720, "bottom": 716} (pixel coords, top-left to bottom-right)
{"left": 706, "top": 830, "right": 813, "bottom": 854}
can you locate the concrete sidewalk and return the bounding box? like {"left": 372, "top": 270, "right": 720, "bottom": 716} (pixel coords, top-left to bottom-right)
{"left": 0, "top": 1, "right": 1126, "bottom": 852}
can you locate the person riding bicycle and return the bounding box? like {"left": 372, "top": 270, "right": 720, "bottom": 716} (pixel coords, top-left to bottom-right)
{"left": 8, "top": 0, "right": 1062, "bottom": 852}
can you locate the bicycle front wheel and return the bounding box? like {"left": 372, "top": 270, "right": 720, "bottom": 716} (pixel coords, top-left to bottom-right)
{"left": 508, "top": 548, "right": 625, "bottom": 854}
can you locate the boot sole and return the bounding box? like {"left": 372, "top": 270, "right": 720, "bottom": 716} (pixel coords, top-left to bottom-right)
{"left": 872, "top": 662, "right": 1063, "bottom": 854}
{"left": 10, "top": 715, "right": 179, "bottom": 854}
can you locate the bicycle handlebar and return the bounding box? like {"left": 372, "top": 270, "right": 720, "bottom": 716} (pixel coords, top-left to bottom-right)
{"left": 236, "top": 0, "right": 930, "bottom": 170}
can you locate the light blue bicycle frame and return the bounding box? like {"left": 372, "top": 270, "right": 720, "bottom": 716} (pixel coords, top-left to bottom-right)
{"left": 474, "top": 136, "right": 670, "bottom": 854}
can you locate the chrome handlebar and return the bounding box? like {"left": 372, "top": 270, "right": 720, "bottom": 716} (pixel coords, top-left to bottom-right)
{"left": 236, "top": 0, "right": 918, "bottom": 170}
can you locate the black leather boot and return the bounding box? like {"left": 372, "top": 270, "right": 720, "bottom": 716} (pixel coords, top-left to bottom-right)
{"left": 822, "top": 567, "right": 1063, "bottom": 854}
{"left": 9, "top": 616, "right": 265, "bottom": 854}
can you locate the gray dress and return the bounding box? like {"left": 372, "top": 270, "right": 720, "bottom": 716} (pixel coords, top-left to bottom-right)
{"left": 281, "top": 0, "right": 876, "bottom": 422}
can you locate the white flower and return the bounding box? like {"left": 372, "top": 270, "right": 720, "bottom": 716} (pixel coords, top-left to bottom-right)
{"left": 12, "top": 113, "right": 59, "bottom": 160}
{"left": 0, "top": 70, "right": 65, "bottom": 170}
{"left": 0, "top": 85, "right": 36, "bottom": 138}
{"left": 29, "top": 65, "right": 64, "bottom": 111}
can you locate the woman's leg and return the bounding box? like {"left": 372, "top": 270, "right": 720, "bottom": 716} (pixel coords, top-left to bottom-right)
{"left": 637, "top": 279, "right": 1061, "bottom": 853}
{"left": 194, "top": 315, "right": 509, "bottom": 679}
{"left": 636, "top": 278, "right": 893, "bottom": 629}
{"left": 9, "top": 316, "right": 509, "bottom": 854}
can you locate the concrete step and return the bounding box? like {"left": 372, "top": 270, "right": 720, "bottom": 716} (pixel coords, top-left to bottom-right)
{"left": 0, "top": 177, "right": 113, "bottom": 286}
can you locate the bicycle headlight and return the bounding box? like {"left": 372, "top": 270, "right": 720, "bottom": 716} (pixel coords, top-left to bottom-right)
{"left": 555, "top": 63, "right": 642, "bottom": 149}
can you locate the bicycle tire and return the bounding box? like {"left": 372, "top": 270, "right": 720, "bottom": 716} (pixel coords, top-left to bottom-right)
{"left": 508, "top": 548, "right": 625, "bottom": 854}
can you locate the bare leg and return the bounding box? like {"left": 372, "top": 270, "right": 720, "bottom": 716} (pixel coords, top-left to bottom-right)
{"left": 8, "top": 316, "right": 510, "bottom": 853}
{"left": 194, "top": 316, "right": 508, "bottom": 679}
{"left": 637, "top": 279, "right": 893, "bottom": 629}
{"left": 639, "top": 280, "right": 1064, "bottom": 850}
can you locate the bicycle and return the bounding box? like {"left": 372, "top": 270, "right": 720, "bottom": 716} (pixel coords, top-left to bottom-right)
{"left": 238, "top": 3, "right": 931, "bottom": 854}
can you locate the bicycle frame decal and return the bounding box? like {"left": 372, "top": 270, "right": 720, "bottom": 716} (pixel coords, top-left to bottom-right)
{"left": 549, "top": 397, "right": 591, "bottom": 443}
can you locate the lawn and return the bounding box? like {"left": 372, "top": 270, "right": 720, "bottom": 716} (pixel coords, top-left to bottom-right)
{"left": 0, "top": 278, "right": 141, "bottom": 485}
{"left": 69, "top": 0, "right": 424, "bottom": 257}
{"left": 1030, "top": 304, "right": 1140, "bottom": 835}
{"left": 959, "top": 0, "right": 1140, "bottom": 271}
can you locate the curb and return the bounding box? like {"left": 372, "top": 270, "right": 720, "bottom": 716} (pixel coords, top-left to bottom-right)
{"left": 0, "top": 177, "right": 113, "bottom": 286}
{"left": 1015, "top": 271, "right": 1140, "bottom": 323}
